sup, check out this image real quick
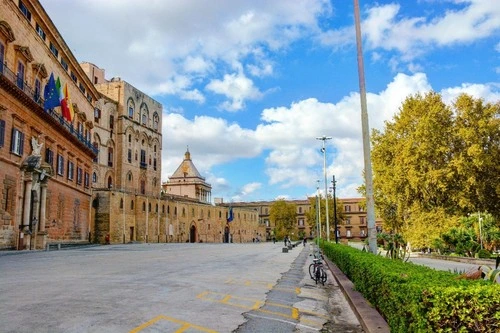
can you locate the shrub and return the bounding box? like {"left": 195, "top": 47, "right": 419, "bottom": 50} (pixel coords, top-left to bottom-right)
{"left": 477, "top": 249, "right": 492, "bottom": 259}
{"left": 322, "top": 243, "right": 500, "bottom": 332}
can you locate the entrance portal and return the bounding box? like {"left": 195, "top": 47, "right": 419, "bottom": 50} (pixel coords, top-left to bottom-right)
{"left": 190, "top": 225, "right": 196, "bottom": 243}
{"left": 224, "top": 226, "right": 230, "bottom": 243}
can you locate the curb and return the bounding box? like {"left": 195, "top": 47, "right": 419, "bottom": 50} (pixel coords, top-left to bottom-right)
{"left": 324, "top": 258, "right": 390, "bottom": 333}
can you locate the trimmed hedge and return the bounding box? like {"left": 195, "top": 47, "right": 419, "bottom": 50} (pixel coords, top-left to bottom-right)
{"left": 322, "top": 243, "right": 500, "bottom": 332}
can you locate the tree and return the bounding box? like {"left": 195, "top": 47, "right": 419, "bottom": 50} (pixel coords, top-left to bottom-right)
{"left": 449, "top": 95, "right": 500, "bottom": 217}
{"left": 269, "top": 199, "right": 297, "bottom": 240}
{"left": 371, "top": 92, "right": 500, "bottom": 246}
{"left": 305, "top": 195, "right": 344, "bottom": 239}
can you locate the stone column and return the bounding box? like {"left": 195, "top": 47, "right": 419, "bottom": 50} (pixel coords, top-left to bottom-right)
{"left": 39, "top": 183, "right": 47, "bottom": 232}
{"left": 21, "top": 179, "right": 32, "bottom": 250}
{"left": 37, "top": 182, "right": 48, "bottom": 249}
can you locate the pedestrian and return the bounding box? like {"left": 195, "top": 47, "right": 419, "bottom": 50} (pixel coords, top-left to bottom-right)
{"left": 272, "top": 236, "right": 276, "bottom": 244}
{"left": 303, "top": 236, "right": 307, "bottom": 246}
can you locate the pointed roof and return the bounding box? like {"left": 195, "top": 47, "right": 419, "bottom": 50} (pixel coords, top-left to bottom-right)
{"left": 170, "top": 148, "right": 204, "bottom": 180}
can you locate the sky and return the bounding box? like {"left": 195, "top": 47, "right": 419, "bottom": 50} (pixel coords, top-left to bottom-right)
{"left": 40, "top": 0, "right": 500, "bottom": 202}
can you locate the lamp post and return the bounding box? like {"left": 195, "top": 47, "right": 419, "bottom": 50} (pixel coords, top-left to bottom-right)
{"left": 317, "top": 135, "right": 332, "bottom": 242}
{"left": 354, "top": 0, "right": 377, "bottom": 254}
{"left": 478, "top": 212, "right": 483, "bottom": 250}
{"left": 332, "top": 175, "right": 338, "bottom": 244}
{"left": 316, "top": 180, "right": 321, "bottom": 247}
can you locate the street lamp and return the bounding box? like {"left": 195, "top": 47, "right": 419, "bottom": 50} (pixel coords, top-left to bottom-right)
{"left": 354, "top": 0, "right": 377, "bottom": 254}
{"left": 317, "top": 135, "right": 332, "bottom": 242}
{"left": 332, "top": 175, "right": 338, "bottom": 244}
{"left": 316, "top": 180, "right": 321, "bottom": 247}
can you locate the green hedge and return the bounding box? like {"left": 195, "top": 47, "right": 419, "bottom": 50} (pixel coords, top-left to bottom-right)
{"left": 322, "top": 243, "right": 500, "bottom": 332}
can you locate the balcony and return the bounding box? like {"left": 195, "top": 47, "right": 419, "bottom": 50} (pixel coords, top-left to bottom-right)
{"left": 0, "top": 63, "right": 97, "bottom": 155}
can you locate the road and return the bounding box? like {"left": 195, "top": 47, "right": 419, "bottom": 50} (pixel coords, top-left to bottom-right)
{"left": 348, "top": 242, "right": 480, "bottom": 273}
{"left": 0, "top": 243, "right": 362, "bottom": 333}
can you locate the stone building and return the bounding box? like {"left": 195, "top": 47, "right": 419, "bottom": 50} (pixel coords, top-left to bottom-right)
{"left": 163, "top": 148, "right": 212, "bottom": 203}
{"left": 225, "top": 198, "right": 383, "bottom": 242}
{"left": 79, "top": 62, "right": 164, "bottom": 244}
{"left": 161, "top": 149, "right": 264, "bottom": 243}
{"left": 0, "top": 0, "right": 99, "bottom": 249}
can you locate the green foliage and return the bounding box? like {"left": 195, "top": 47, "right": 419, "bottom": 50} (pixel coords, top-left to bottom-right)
{"left": 371, "top": 92, "right": 500, "bottom": 247}
{"left": 477, "top": 249, "right": 491, "bottom": 259}
{"left": 378, "top": 232, "right": 410, "bottom": 261}
{"left": 305, "top": 195, "right": 344, "bottom": 237}
{"left": 269, "top": 199, "right": 297, "bottom": 239}
{"left": 322, "top": 243, "right": 500, "bottom": 332}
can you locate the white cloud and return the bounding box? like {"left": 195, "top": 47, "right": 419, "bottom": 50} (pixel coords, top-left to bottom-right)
{"left": 41, "top": 0, "right": 329, "bottom": 105}
{"left": 242, "top": 182, "right": 262, "bottom": 195}
{"left": 160, "top": 71, "right": 498, "bottom": 199}
{"left": 182, "top": 56, "right": 214, "bottom": 74}
{"left": 319, "top": 1, "right": 500, "bottom": 62}
{"left": 440, "top": 82, "right": 500, "bottom": 104}
{"left": 206, "top": 72, "right": 263, "bottom": 111}
{"left": 161, "top": 113, "right": 260, "bottom": 182}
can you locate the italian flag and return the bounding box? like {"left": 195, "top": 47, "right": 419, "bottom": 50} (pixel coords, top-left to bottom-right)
{"left": 57, "top": 77, "right": 71, "bottom": 122}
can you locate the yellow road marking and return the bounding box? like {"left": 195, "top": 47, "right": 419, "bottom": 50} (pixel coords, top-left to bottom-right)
{"left": 224, "top": 278, "right": 299, "bottom": 294}
{"left": 221, "top": 295, "right": 232, "bottom": 303}
{"left": 198, "top": 291, "right": 305, "bottom": 321}
{"left": 130, "top": 315, "right": 218, "bottom": 333}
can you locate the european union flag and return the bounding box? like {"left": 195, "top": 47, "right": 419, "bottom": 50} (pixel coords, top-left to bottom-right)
{"left": 227, "top": 207, "right": 234, "bottom": 223}
{"left": 43, "top": 73, "right": 59, "bottom": 111}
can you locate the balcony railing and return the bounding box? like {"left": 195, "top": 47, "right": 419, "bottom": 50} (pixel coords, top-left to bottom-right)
{"left": 1, "top": 63, "right": 97, "bottom": 155}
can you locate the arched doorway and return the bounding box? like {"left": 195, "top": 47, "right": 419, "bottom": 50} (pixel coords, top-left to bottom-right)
{"left": 224, "top": 225, "right": 230, "bottom": 243}
{"left": 189, "top": 225, "right": 196, "bottom": 243}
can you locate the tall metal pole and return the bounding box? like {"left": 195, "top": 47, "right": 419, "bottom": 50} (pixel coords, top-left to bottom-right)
{"left": 317, "top": 136, "right": 332, "bottom": 242}
{"left": 316, "top": 180, "right": 321, "bottom": 241}
{"left": 354, "top": 0, "right": 377, "bottom": 254}
{"left": 332, "top": 175, "right": 338, "bottom": 243}
{"left": 316, "top": 182, "right": 320, "bottom": 248}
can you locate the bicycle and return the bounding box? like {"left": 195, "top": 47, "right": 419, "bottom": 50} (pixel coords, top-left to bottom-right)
{"left": 308, "top": 252, "right": 327, "bottom": 285}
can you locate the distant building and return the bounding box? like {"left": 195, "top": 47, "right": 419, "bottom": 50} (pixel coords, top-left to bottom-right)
{"left": 224, "top": 198, "right": 383, "bottom": 242}
{"left": 162, "top": 148, "right": 211, "bottom": 203}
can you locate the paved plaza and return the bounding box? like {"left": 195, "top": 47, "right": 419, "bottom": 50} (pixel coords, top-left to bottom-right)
{"left": 0, "top": 242, "right": 362, "bottom": 333}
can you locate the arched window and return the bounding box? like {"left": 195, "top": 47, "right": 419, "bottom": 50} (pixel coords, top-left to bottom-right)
{"left": 128, "top": 134, "right": 132, "bottom": 143}
{"left": 92, "top": 172, "right": 97, "bottom": 183}
{"left": 127, "top": 98, "right": 135, "bottom": 118}
{"left": 107, "top": 176, "right": 112, "bottom": 188}
{"left": 120, "top": 198, "right": 123, "bottom": 209}
{"left": 142, "top": 202, "right": 146, "bottom": 211}
{"left": 148, "top": 202, "right": 151, "bottom": 212}
{"left": 153, "top": 112, "right": 159, "bottom": 131}
{"left": 140, "top": 103, "right": 149, "bottom": 126}
{"left": 131, "top": 200, "right": 134, "bottom": 210}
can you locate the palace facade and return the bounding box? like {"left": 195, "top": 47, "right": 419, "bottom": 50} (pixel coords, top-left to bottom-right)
{"left": 1, "top": 0, "right": 98, "bottom": 249}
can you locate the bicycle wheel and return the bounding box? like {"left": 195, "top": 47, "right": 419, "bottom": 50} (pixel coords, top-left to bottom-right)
{"left": 308, "top": 263, "right": 315, "bottom": 279}
{"left": 315, "top": 266, "right": 321, "bottom": 284}
{"left": 321, "top": 268, "right": 327, "bottom": 285}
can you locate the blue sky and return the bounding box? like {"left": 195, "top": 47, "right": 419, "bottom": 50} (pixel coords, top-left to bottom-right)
{"left": 41, "top": 0, "right": 499, "bottom": 202}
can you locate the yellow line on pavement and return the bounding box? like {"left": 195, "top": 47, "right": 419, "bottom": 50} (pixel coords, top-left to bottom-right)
{"left": 221, "top": 295, "right": 232, "bottom": 303}
{"left": 130, "top": 315, "right": 218, "bottom": 333}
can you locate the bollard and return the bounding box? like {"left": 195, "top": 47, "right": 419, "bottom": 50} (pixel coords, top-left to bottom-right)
{"left": 46, "top": 243, "right": 50, "bottom": 251}
{"left": 57, "top": 243, "right": 61, "bottom": 250}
